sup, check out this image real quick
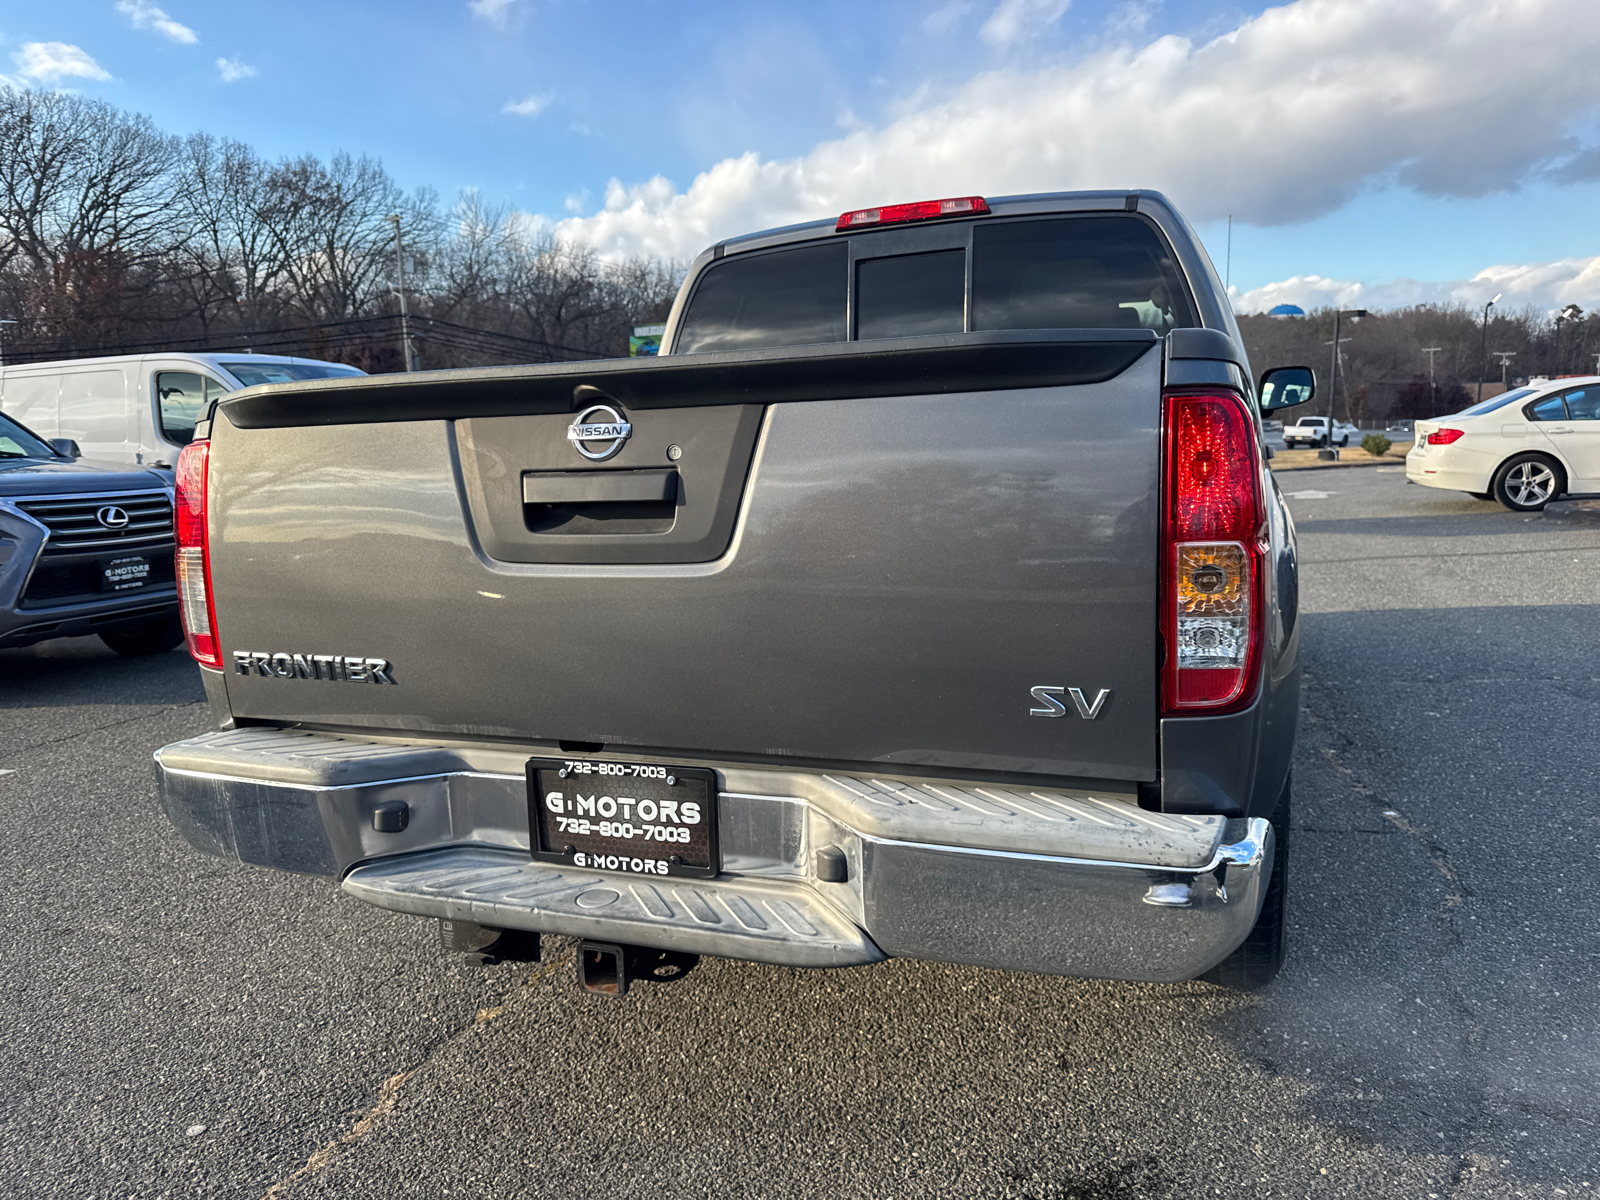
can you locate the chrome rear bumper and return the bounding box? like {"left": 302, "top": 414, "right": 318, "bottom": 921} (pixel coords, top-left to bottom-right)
{"left": 155, "top": 728, "right": 1271, "bottom": 983}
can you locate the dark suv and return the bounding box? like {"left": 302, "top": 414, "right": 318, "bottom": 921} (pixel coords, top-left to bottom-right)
{"left": 0, "top": 411, "right": 181, "bottom": 655}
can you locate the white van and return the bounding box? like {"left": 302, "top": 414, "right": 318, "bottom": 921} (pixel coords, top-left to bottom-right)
{"left": 0, "top": 353, "right": 365, "bottom": 469}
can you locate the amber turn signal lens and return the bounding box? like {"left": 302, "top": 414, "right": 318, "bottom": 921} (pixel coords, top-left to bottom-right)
{"left": 1176, "top": 543, "right": 1248, "bottom": 616}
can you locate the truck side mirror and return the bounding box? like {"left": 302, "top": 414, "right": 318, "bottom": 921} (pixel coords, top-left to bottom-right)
{"left": 50, "top": 438, "right": 81, "bottom": 459}
{"left": 1258, "top": 366, "right": 1315, "bottom": 413}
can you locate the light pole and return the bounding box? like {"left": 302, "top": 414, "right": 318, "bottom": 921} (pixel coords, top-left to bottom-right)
{"left": 1326, "top": 308, "right": 1368, "bottom": 422}
{"left": 1422, "top": 346, "right": 1442, "bottom": 411}
{"left": 1492, "top": 351, "right": 1516, "bottom": 388}
{"left": 386, "top": 213, "right": 416, "bottom": 373}
{"left": 1477, "top": 292, "right": 1501, "bottom": 402}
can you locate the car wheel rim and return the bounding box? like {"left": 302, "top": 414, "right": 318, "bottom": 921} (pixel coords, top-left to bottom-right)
{"left": 1507, "top": 462, "right": 1555, "bottom": 505}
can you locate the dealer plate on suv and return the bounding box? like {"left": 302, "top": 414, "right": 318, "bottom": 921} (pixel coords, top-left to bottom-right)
{"left": 102, "top": 555, "right": 150, "bottom": 591}
{"left": 526, "top": 757, "right": 719, "bottom": 879}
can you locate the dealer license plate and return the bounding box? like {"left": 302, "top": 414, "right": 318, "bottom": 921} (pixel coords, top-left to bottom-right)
{"left": 101, "top": 555, "right": 150, "bottom": 591}
{"left": 527, "top": 757, "right": 719, "bottom": 879}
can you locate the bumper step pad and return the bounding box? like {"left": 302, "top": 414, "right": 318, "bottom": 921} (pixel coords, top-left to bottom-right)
{"left": 343, "top": 846, "right": 883, "bottom": 969}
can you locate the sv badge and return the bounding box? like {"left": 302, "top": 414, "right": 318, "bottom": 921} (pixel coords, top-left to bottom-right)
{"left": 1029, "top": 686, "right": 1111, "bottom": 719}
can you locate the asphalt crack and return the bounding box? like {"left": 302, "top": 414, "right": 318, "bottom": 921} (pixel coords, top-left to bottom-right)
{"left": 257, "top": 948, "right": 574, "bottom": 1199}
{"left": 1303, "top": 701, "right": 1469, "bottom": 904}
{"left": 5, "top": 700, "right": 207, "bottom": 761}
{"left": 1301, "top": 682, "right": 1498, "bottom": 1196}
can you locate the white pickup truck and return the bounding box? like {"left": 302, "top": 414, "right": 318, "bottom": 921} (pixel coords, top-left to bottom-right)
{"left": 1282, "top": 415, "right": 1357, "bottom": 448}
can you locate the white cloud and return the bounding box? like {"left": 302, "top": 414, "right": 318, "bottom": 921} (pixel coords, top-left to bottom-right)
{"left": 502, "top": 94, "right": 550, "bottom": 117}
{"left": 544, "top": 0, "right": 1600, "bottom": 263}
{"left": 468, "top": 0, "right": 519, "bottom": 28}
{"left": 1104, "top": 0, "right": 1159, "bottom": 38}
{"left": 923, "top": 0, "right": 972, "bottom": 35}
{"left": 215, "top": 57, "right": 256, "bottom": 83}
{"left": 1232, "top": 256, "right": 1600, "bottom": 316}
{"left": 115, "top": 0, "right": 198, "bottom": 44}
{"left": 12, "top": 42, "right": 112, "bottom": 82}
{"left": 980, "top": 0, "right": 1071, "bottom": 46}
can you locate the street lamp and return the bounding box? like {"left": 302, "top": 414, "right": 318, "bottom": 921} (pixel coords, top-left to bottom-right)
{"left": 1327, "top": 308, "right": 1368, "bottom": 422}
{"left": 1477, "top": 292, "right": 1501, "bottom": 403}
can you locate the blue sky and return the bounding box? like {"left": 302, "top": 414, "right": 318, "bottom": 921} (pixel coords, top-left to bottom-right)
{"left": 4, "top": 0, "right": 1600, "bottom": 312}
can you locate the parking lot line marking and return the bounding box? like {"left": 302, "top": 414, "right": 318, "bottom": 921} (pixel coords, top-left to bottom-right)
{"left": 0, "top": 769, "right": 15, "bottom": 776}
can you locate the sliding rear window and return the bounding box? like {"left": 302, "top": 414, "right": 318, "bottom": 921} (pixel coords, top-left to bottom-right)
{"left": 856, "top": 249, "right": 966, "bottom": 340}
{"left": 972, "top": 217, "right": 1194, "bottom": 334}
{"left": 674, "top": 214, "right": 1195, "bottom": 351}
{"left": 675, "top": 242, "right": 847, "bottom": 354}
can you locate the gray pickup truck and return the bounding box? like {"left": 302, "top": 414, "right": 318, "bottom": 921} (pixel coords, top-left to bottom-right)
{"left": 1, "top": 412, "right": 182, "bottom": 655}
{"left": 154, "top": 190, "right": 1312, "bottom": 993}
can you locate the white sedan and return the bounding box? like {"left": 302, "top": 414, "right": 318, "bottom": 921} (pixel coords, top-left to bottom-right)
{"left": 1408, "top": 376, "right": 1600, "bottom": 511}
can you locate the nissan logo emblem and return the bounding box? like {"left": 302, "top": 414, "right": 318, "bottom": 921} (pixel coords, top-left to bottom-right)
{"left": 566, "top": 404, "right": 632, "bottom": 462}
{"left": 95, "top": 505, "right": 131, "bottom": 530}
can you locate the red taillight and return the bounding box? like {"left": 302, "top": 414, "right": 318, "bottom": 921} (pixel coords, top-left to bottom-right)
{"left": 174, "top": 440, "right": 222, "bottom": 670}
{"left": 1162, "top": 391, "right": 1264, "bottom": 714}
{"left": 834, "top": 195, "right": 989, "bottom": 232}
{"left": 1426, "top": 428, "right": 1465, "bottom": 445}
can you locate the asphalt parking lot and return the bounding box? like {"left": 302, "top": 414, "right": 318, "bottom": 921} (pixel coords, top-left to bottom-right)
{"left": 2, "top": 465, "right": 1597, "bottom": 1200}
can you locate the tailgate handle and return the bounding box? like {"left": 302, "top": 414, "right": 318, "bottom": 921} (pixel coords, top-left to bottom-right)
{"left": 522, "top": 469, "right": 678, "bottom": 506}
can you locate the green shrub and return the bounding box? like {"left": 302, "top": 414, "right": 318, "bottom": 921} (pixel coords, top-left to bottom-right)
{"left": 1361, "top": 434, "right": 1393, "bottom": 457}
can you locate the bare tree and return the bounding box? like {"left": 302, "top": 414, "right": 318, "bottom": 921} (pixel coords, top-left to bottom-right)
{"left": 175, "top": 135, "right": 290, "bottom": 323}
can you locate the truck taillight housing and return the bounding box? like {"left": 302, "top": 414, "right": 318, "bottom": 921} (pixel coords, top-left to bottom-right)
{"left": 1162, "top": 390, "right": 1264, "bottom": 713}
{"left": 174, "top": 439, "right": 222, "bottom": 670}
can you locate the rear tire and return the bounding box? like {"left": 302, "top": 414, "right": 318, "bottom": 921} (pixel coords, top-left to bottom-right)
{"left": 99, "top": 615, "right": 184, "bottom": 657}
{"left": 1492, "top": 453, "right": 1564, "bottom": 512}
{"left": 1201, "top": 775, "right": 1289, "bottom": 990}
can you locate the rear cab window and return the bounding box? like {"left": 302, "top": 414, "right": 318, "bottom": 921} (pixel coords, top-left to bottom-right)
{"left": 674, "top": 243, "right": 847, "bottom": 354}
{"left": 673, "top": 213, "right": 1196, "bottom": 353}
{"left": 856, "top": 249, "right": 966, "bottom": 340}
{"left": 971, "top": 217, "right": 1193, "bottom": 334}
